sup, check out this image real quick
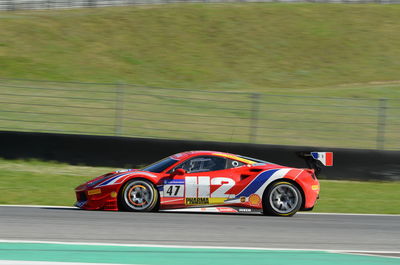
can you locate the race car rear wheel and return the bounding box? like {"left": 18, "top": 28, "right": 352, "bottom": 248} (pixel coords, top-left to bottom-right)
{"left": 262, "top": 181, "right": 302, "bottom": 217}
{"left": 120, "top": 179, "right": 159, "bottom": 212}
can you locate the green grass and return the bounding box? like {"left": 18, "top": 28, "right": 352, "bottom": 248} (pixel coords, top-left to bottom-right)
{"left": 1, "top": 4, "right": 400, "bottom": 149}
{"left": 0, "top": 159, "right": 399, "bottom": 214}
{"left": 0, "top": 3, "right": 400, "bottom": 95}
{"left": 0, "top": 159, "right": 115, "bottom": 206}
{"left": 316, "top": 180, "right": 400, "bottom": 214}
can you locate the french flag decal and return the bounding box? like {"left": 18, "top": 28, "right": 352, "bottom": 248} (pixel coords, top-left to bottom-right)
{"left": 311, "top": 152, "right": 333, "bottom": 166}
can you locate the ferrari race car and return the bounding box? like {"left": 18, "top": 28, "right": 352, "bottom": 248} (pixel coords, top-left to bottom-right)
{"left": 75, "top": 151, "right": 333, "bottom": 216}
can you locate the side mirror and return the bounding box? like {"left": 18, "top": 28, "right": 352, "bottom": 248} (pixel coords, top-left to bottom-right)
{"left": 171, "top": 168, "right": 186, "bottom": 177}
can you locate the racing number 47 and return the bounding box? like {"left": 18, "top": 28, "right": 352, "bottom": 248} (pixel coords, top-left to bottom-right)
{"left": 165, "top": 185, "right": 181, "bottom": 196}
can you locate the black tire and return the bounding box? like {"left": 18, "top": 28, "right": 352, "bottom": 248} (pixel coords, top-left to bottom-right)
{"left": 262, "top": 181, "right": 302, "bottom": 217}
{"left": 119, "top": 179, "right": 159, "bottom": 212}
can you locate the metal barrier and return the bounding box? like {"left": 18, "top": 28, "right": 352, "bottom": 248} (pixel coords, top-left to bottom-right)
{"left": 0, "top": 78, "right": 399, "bottom": 150}
{"left": 0, "top": 0, "right": 399, "bottom": 11}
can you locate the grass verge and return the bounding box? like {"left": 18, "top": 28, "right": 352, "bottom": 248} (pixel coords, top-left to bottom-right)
{"left": 1, "top": 4, "right": 400, "bottom": 149}
{"left": 1, "top": 3, "right": 400, "bottom": 93}
{"left": 0, "top": 159, "right": 399, "bottom": 214}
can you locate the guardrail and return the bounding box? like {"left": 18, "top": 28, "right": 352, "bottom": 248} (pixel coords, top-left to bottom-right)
{"left": 0, "top": 78, "right": 399, "bottom": 150}
{"left": 1, "top": 0, "right": 399, "bottom": 11}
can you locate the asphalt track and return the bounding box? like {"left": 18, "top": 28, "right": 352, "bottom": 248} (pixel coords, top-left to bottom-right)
{"left": 0, "top": 206, "right": 399, "bottom": 256}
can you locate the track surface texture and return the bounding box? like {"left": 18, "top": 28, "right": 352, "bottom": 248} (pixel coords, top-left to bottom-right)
{"left": 0, "top": 206, "right": 399, "bottom": 253}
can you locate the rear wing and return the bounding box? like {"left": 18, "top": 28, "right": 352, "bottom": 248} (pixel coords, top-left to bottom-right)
{"left": 297, "top": 152, "right": 333, "bottom": 176}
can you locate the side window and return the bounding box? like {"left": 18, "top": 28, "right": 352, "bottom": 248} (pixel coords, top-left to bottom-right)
{"left": 174, "top": 156, "right": 228, "bottom": 173}
{"left": 226, "top": 159, "right": 245, "bottom": 169}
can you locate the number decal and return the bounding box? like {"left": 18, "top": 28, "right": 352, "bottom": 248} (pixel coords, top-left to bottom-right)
{"left": 185, "top": 176, "right": 210, "bottom": 197}
{"left": 165, "top": 185, "right": 181, "bottom": 196}
{"left": 210, "top": 178, "right": 235, "bottom": 198}
{"left": 163, "top": 180, "right": 184, "bottom": 197}
{"left": 185, "top": 176, "right": 235, "bottom": 198}
{"left": 164, "top": 177, "right": 236, "bottom": 200}
{"left": 174, "top": 186, "right": 181, "bottom": 196}
{"left": 166, "top": 186, "right": 173, "bottom": 196}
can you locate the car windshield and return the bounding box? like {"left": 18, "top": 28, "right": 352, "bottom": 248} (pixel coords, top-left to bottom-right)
{"left": 141, "top": 157, "right": 178, "bottom": 173}
{"left": 236, "top": 155, "right": 271, "bottom": 164}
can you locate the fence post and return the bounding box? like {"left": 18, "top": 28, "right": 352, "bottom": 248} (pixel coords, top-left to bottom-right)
{"left": 249, "top": 93, "right": 261, "bottom": 143}
{"left": 8, "top": 0, "right": 16, "bottom": 10}
{"left": 376, "top": 98, "right": 387, "bottom": 150}
{"left": 114, "top": 83, "right": 125, "bottom": 136}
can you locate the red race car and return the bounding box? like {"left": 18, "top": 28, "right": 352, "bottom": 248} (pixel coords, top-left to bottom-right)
{"left": 75, "top": 151, "right": 333, "bottom": 216}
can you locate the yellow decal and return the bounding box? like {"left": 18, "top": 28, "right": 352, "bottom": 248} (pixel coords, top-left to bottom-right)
{"left": 185, "top": 197, "right": 226, "bottom": 205}
{"left": 110, "top": 191, "right": 117, "bottom": 198}
{"left": 312, "top": 185, "right": 320, "bottom": 191}
{"left": 186, "top": 197, "right": 209, "bottom": 205}
{"left": 212, "top": 153, "right": 256, "bottom": 164}
{"left": 209, "top": 198, "right": 226, "bottom": 204}
{"left": 88, "top": 189, "right": 101, "bottom": 196}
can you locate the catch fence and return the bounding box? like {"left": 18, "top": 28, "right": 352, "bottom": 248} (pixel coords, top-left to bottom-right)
{"left": 0, "top": 78, "right": 399, "bottom": 150}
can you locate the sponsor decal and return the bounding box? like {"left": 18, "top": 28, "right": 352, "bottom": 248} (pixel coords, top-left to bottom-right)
{"left": 110, "top": 191, "right": 117, "bottom": 198}
{"left": 185, "top": 197, "right": 226, "bottom": 205}
{"left": 248, "top": 194, "right": 261, "bottom": 205}
{"left": 216, "top": 207, "right": 238, "bottom": 213}
{"left": 164, "top": 179, "right": 185, "bottom": 185}
{"left": 312, "top": 185, "right": 320, "bottom": 191}
{"left": 240, "top": 196, "right": 246, "bottom": 203}
{"left": 186, "top": 197, "right": 209, "bottom": 205}
{"left": 87, "top": 189, "right": 101, "bottom": 196}
{"left": 237, "top": 208, "right": 262, "bottom": 213}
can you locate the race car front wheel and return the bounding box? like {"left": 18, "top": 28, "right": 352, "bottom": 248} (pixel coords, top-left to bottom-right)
{"left": 262, "top": 181, "right": 302, "bottom": 217}
{"left": 120, "top": 179, "right": 159, "bottom": 212}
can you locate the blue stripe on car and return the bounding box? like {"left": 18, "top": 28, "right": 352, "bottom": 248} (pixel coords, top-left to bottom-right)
{"left": 98, "top": 173, "right": 128, "bottom": 187}
{"left": 236, "top": 169, "right": 280, "bottom": 197}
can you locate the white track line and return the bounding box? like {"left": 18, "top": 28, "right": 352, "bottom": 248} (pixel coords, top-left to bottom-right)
{"left": 298, "top": 212, "right": 400, "bottom": 217}
{"left": 0, "top": 205, "right": 77, "bottom": 209}
{"left": 0, "top": 261, "right": 140, "bottom": 265}
{"left": 332, "top": 252, "right": 400, "bottom": 259}
{"left": 0, "top": 204, "right": 399, "bottom": 217}
{"left": 1, "top": 239, "right": 400, "bottom": 256}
